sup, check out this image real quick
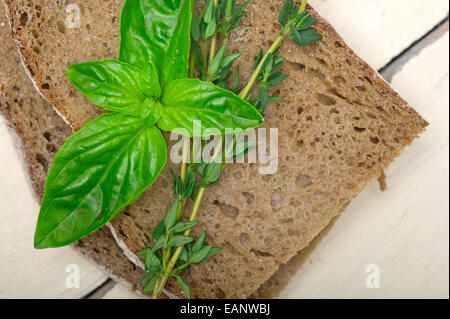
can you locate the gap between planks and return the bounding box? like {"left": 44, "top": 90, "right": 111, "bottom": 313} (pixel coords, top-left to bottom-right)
{"left": 85, "top": 14, "right": 450, "bottom": 300}
{"left": 83, "top": 279, "right": 115, "bottom": 299}
{"left": 380, "top": 16, "right": 449, "bottom": 82}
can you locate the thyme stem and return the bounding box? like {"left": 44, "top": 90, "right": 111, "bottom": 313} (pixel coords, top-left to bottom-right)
{"left": 238, "top": 0, "right": 308, "bottom": 100}
{"left": 189, "top": 48, "right": 196, "bottom": 78}
{"left": 206, "top": 0, "right": 219, "bottom": 80}
{"left": 238, "top": 35, "right": 283, "bottom": 99}
{"left": 153, "top": 186, "right": 206, "bottom": 298}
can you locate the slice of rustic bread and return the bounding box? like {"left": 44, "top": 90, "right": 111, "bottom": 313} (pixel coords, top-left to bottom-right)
{"left": 3, "top": 0, "right": 428, "bottom": 298}
{"left": 0, "top": 4, "right": 329, "bottom": 298}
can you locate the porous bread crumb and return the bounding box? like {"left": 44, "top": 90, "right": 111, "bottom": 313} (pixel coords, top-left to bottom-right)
{"left": 0, "top": 4, "right": 322, "bottom": 298}
{"left": 2, "top": 0, "right": 428, "bottom": 298}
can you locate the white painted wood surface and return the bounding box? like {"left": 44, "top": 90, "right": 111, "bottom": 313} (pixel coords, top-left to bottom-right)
{"left": 0, "top": 0, "right": 448, "bottom": 298}
{"left": 280, "top": 31, "right": 449, "bottom": 299}
{"left": 309, "top": 0, "right": 449, "bottom": 69}
{"left": 102, "top": 283, "right": 146, "bottom": 299}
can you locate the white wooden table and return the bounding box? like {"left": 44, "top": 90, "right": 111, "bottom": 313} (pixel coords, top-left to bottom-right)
{"left": 0, "top": 0, "right": 448, "bottom": 299}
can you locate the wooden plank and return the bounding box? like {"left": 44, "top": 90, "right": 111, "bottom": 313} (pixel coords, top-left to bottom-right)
{"left": 309, "top": 0, "right": 449, "bottom": 69}
{"left": 83, "top": 279, "right": 115, "bottom": 299}
{"left": 280, "top": 31, "right": 449, "bottom": 299}
{"left": 381, "top": 19, "right": 449, "bottom": 82}
{"left": 102, "top": 283, "right": 147, "bottom": 299}
{"left": 0, "top": 119, "right": 108, "bottom": 298}
{"left": 0, "top": 0, "right": 448, "bottom": 299}
{"left": 99, "top": 1, "right": 450, "bottom": 300}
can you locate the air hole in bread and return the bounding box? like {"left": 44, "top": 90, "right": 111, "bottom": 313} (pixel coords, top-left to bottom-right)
{"left": 35, "top": 153, "right": 49, "bottom": 171}
{"left": 316, "top": 93, "right": 336, "bottom": 106}
{"left": 46, "top": 143, "right": 56, "bottom": 153}
{"left": 356, "top": 85, "right": 366, "bottom": 92}
{"left": 213, "top": 200, "right": 239, "bottom": 218}
{"left": 294, "top": 63, "right": 305, "bottom": 71}
{"left": 296, "top": 174, "right": 313, "bottom": 188}
{"left": 215, "top": 288, "right": 226, "bottom": 299}
{"left": 327, "top": 88, "right": 346, "bottom": 100}
{"left": 242, "top": 192, "right": 254, "bottom": 205}
{"left": 317, "top": 58, "right": 327, "bottom": 66}
{"left": 57, "top": 21, "right": 65, "bottom": 34}
{"left": 239, "top": 233, "right": 249, "bottom": 245}
{"left": 333, "top": 75, "right": 346, "bottom": 84}
{"left": 118, "top": 226, "right": 128, "bottom": 239}
{"left": 20, "top": 12, "right": 28, "bottom": 27}
{"left": 251, "top": 249, "right": 273, "bottom": 258}
{"left": 310, "top": 68, "right": 325, "bottom": 80}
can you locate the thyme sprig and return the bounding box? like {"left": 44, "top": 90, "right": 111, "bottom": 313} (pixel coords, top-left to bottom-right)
{"left": 140, "top": 0, "right": 322, "bottom": 299}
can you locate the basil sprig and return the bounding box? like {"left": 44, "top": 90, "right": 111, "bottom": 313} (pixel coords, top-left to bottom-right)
{"left": 34, "top": 0, "right": 263, "bottom": 249}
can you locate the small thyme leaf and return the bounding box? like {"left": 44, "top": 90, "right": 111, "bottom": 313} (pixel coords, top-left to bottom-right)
{"left": 279, "top": 0, "right": 293, "bottom": 27}
{"left": 164, "top": 200, "right": 180, "bottom": 230}
{"left": 191, "top": 246, "right": 213, "bottom": 263}
{"left": 152, "top": 220, "right": 165, "bottom": 242}
{"left": 172, "top": 221, "right": 198, "bottom": 233}
{"left": 142, "top": 275, "right": 158, "bottom": 295}
{"left": 167, "top": 235, "right": 194, "bottom": 248}
{"left": 174, "top": 275, "right": 191, "bottom": 299}
{"left": 192, "top": 231, "right": 207, "bottom": 252}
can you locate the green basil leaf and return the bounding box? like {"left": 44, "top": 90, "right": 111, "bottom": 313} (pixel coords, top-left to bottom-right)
{"left": 139, "top": 62, "right": 162, "bottom": 99}
{"left": 34, "top": 113, "right": 167, "bottom": 248}
{"left": 158, "top": 79, "right": 263, "bottom": 136}
{"left": 141, "top": 99, "right": 164, "bottom": 128}
{"left": 119, "top": 0, "right": 192, "bottom": 87}
{"left": 67, "top": 59, "right": 143, "bottom": 116}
